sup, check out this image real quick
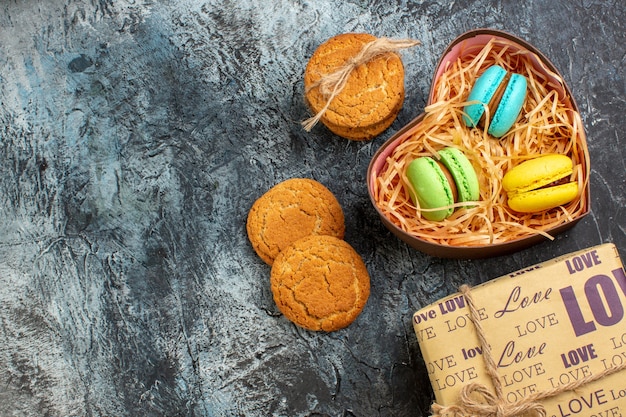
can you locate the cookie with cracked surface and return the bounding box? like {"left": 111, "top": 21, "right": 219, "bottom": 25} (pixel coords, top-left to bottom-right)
{"left": 246, "top": 178, "right": 345, "bottom": 266}
{"left": 304, "top": 32, "right": 405, "bottom": 141}
{"left": 270, "top": 235, "right": 370, "bottom": 332}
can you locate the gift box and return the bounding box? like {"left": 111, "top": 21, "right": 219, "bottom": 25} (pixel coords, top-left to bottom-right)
{"left": 412, "top": 243, "right": 626, "bottom": 417}
{"left": 367, "top": 29, "right": 590, "bottom": 258}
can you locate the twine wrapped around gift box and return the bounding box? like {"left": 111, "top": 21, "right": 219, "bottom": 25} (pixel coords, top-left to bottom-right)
{"left": 431, "top": 285, "right": 626, "bottom": 417}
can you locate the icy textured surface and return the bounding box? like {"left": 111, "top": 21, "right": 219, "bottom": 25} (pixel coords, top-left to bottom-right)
{"left": 0, "top": 0, "right": 624, "bottom": 416}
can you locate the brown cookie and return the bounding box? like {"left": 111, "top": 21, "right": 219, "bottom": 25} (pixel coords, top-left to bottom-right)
{"left": 246, "top": 178, "right": 345, "bottom": 265}
{"left": 304, "top": 32, "right": 405, "bottom": 140}
{"left": 318, "top": 103, "right": 403, "bottom": 141}
{"left": 270, "top": 235, "right": 370, "bottom": 332}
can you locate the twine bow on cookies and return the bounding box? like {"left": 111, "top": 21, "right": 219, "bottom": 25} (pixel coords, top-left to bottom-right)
{"left": 430, "top": 285, "right": 626, "bottom": 417}
{"left": 302, "top": 37, "right": 421, "bottom": 132}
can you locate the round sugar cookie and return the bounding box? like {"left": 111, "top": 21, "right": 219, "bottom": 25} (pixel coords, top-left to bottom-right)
{"left": 304, "top": 32, "right": 405, "bottom": 141}
{"left": 246, "top": 178, "right": 345, "bottom": 265}
{"left": 270, "top": 235, "right": 370, "bottom": 332}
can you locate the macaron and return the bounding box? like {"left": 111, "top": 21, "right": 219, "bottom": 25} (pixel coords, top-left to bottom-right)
{"left": 463, "top": 65, "right": 527, "bottom": 138}
{"left": 405, "top": 147, "right": 480, "bottom": 221}
{"left": 502, "top": 154, "right": 579, "bottom": 213}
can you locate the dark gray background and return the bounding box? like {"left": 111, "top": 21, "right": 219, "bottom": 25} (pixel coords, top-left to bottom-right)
{"left": 0, "top": 1, "right": 624, "bottom": 416}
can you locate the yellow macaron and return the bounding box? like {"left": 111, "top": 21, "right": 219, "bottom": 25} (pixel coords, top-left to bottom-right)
{"left": 502, "top": 154, "right": 579, "bottom": 213}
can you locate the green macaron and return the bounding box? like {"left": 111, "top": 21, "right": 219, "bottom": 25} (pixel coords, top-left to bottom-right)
{"left": 405, "top": 147, "right": 480, "bottom": 221}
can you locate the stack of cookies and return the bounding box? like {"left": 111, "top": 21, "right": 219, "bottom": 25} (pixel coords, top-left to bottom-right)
{"left": 303, "top": 33, "right": 409, "bottom": 141}
{"left": 246, "top": 178, "right": 370, "bottom": 332}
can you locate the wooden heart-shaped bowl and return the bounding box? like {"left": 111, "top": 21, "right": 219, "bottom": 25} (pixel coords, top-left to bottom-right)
{"left": 367, "top": 29, "right": 590, "bottom": 258}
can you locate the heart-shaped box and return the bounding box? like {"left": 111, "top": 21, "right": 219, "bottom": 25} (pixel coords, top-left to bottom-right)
{"left": 367, "top": 29, "right": 590, "bottom": 258}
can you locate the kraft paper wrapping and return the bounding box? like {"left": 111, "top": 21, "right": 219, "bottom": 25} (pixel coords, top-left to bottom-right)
{"left": 413, "top": 243, "right": 626, "bottom": 417}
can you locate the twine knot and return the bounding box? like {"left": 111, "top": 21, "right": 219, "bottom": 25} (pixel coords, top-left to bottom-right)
{"left": 432, "top": 382, "right": 545, "bottom": 417}
{"left": 302, "top": 36, "right": 421, "bottom": 132}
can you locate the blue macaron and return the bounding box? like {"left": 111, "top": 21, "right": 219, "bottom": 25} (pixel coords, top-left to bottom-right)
{"left": 462, "top": 65, "right": 527, "bottom": 138}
